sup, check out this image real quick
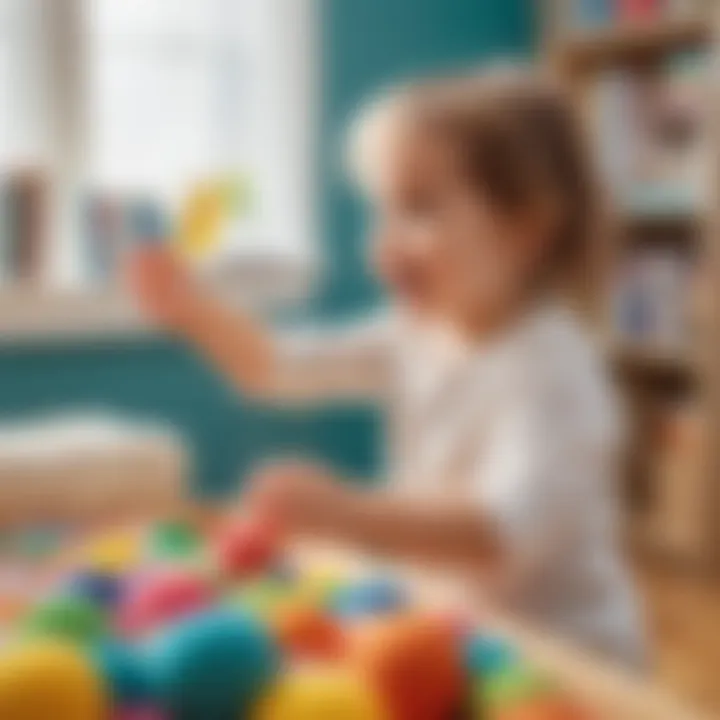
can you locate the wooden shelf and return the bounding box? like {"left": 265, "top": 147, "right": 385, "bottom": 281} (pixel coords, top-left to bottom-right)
{"left": 610, "top": 342, "right": 696, "bottom": 377}
{"left": 555, "top": 18, "right": 711, "bottom": 71}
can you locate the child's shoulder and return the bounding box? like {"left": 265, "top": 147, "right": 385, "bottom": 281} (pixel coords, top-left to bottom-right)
{"left": 515, "top": 305, "right": 622, "bottom": 439}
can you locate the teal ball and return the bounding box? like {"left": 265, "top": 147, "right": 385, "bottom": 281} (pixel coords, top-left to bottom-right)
{"left": 95, "top": 641, "right": 152, "bottom": 707}
{"left": 464, "top": 633, "right": 517, "bottom": 677}
{"left": 145, "top": 609, "right": 280, "bottom": 720}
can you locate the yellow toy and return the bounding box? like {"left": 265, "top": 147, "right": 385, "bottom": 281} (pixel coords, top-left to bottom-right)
{"left": 76, "top": 528, "right": 143, "bottom": 575}
{"left": 255, "top": 666, "right": 386, "bottom": 720}
{"left": 0, "top": 640, "right": 106, "bottom": 720}
{"left": 177, "top": 175, "right": 252, "bottom": 259}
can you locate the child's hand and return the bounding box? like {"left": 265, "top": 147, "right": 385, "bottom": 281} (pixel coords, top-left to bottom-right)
{"left": 126, "top": 247, "right": 201, "bottom": 331}
{"left": 245, "top": 461, "right": 356, "bottom": 537}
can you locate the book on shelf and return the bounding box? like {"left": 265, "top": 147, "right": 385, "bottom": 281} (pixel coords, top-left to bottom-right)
{"left": 609, "top": 246, "right": 695, "bottom": 352}
{"left": 0, "top": 170, "right": 49, "bottom": 285}
{"left": 82, "top": 194, "right": 126, "bottom": 285}
{"left": 566, "top": 0, "right": 705, "bottom": 29}
{"left": 571, "top": 0, "right": 616, "bottom": 29}
{"left": 588, "top": 55, "right": 706, "bottom": 206}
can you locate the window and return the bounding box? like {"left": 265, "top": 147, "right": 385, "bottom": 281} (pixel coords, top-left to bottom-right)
{"left": 0, "top": 0, "right": 315, "bottom": 331}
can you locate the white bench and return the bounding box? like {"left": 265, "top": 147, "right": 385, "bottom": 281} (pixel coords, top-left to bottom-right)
{"left": 0, "top": 415, "right": 187, "bottom": 528}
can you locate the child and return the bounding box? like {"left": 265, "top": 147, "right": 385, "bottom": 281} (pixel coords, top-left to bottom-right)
{"left": 128, "top": 69, "right": 645, "bottom": 667}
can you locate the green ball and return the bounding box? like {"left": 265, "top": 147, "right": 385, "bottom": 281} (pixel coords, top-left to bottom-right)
{"left": 23, "top": 596, "right": 108, "bottom": 645}
{"left": 483, "top": 665, "right": 553, "bottom": 710}
{"left": 231, "top": 579, "right": 293, "bottom": 620}
{"left": 147, "top": 521, "right": 203, "bottom": 562}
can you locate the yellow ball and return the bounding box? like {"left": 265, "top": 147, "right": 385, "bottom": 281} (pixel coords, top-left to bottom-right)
{"left": 0, "top": 641, "right": 106, "bottom": 720}
{"left": 79, "top": 529, "right": 142, "bottom": 574}
{"left": 254, "top": 666, "right": 385, "bottom": 720}
{"left": 294, "top": 565, "right": 346, "bottom": 607}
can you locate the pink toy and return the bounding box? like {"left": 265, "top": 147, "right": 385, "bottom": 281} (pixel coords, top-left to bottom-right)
{"left": 118, "top": 569, "right": 212, "bottom": 636}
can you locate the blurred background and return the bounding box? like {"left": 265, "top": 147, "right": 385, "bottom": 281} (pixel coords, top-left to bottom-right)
{"left": 0, "top": 0, "right": 718, "bottom": 712}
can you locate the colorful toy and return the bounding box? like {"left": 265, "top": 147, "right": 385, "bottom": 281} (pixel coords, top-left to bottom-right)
{"left": 147, "top": 521, "right": 202, "bottom": 563}
{"left": 77, "top": 528, "right": 143, "bottom": 575}
{"left": 177, "top": 175, "right": 251, "bottom": 260}
{"left": 254, "top": 666, "right": 385, "bottom": 720}
{"left": 331, "top": 576, "right": 407, "bottom": 619}
{"left": 145, "top": 609, "right": 280, "bottom": 720}
{"left": 23, "top": 596, "right": 108, "bottom": 644}
{"left": 0, "top": 640, "right": 106, "bottom": 720}
{"left": 484, "top": 665, "right": 553, "bottom": 712}
{"left": 66, "top": 571, "right": 124, "bottom": 609}
{"left": 466, "top": 633, "right": 518, "bottom": 677}
{"left": 95, "top": 641, "right": 152, "bottom": 707}
{"left": 0, "top": 520, "right": 596, "bottom": 719}
{"left": 272, "top": 602, "right": 346, "bottom": 661}
{"left": 118, "top": 569, "right": 212, "bottom": 637}
{"left": 351, "top": 614, "right": 466, "bottom": 720}
{"left": 215, "top": 516, "right": 280, "bottom": 579}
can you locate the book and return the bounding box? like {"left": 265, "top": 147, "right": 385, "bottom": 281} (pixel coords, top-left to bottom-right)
{"left": 572, "top": 0, "right": 616, "bottom": 29}
{"left": 618, "top": 0, "right": 664, "bottom": 22}
{"left": 5, "top": 171, "right": 48, "bottom": 283}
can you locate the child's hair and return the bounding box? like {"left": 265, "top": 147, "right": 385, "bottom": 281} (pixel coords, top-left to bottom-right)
{"left": 353, "top": 67, "right": 601, "bottom": 293}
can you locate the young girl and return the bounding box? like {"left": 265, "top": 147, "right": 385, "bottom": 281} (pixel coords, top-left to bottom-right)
{"left": 129, "top": 69, "right": 645, "bottom": 667}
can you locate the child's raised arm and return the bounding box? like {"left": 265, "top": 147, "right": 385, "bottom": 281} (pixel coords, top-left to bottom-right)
{"left": 128, "top": 247, "right": 278, "bottom": 396}
{"left": 127, "top": 247, "right": 392, "bottom": 403}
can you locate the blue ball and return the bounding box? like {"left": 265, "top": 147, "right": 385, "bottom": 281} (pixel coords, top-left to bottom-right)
{"left": 330, "top": 576, "right": 407, "bottom": 619}
{"left": 66, "top": 571, "right": 124, "bottom": 609}
{"left": 145, "top": 609, "right": 280, "bottom": 720}
{"left": 464, "top": 633, "right": 517, "bottom": 677}
{"left": 95, "top": 641, "right": 152, "bottom": 706}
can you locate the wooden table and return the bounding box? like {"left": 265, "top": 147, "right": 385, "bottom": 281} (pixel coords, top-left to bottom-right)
{"left": 296, "top": 544, "right": 711, "bottom": 720}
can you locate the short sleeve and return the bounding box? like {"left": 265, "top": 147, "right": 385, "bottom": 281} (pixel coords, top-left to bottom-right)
{"left": 474, "top": 370, "right": 620, "bottom": 584}
{"left": 272, "top": 312, "right": 396, "bottom": 403}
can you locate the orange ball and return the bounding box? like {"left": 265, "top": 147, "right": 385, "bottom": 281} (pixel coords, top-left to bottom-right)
{"left": 351, "top": 614, "right": 465, "bottom": 720}
{"left": 499, "top": 698, "right": 595, "bottom": 720}
{"left": 273, "top": 603, "right": 346, "bottom": 661}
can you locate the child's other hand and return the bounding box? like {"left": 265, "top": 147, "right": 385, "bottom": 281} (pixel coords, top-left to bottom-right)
{"left": 245, "top": 461, "right": 355, "bottom": 537}
{"left": 126, "top": 247, "right": 201, "bottom": 331}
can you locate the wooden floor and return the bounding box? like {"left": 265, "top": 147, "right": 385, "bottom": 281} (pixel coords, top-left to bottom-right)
{"left": 636, "top": 561, "right": 720, "bottom": 716}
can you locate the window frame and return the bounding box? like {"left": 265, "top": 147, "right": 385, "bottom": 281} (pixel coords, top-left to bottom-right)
{"left": 0, "top": 0, "right": 319, "bottom": 343}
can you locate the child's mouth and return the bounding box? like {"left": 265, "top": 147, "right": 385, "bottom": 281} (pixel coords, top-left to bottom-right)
{"left": 391, "top": 263, "right": 431, "bottom": 306}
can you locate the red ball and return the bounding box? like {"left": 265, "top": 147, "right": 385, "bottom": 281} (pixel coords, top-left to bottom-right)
{"left": 351, "top": 614, "right": 465, "bottom": 720}
{"left": 215, "top": 517, "right": 280, "bottom": 578}
{"left": 273, "top": 602, "right": 346, "bottom": 661}
{"left": 118, "top": 569, "right": 212, "bottom": 636}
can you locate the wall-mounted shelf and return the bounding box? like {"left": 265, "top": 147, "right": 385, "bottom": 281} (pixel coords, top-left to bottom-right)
{"left": 555, "top": 17, "right": 710, "bottom": 72}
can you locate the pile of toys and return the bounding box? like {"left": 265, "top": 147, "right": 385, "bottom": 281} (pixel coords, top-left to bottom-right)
{"left": 0, "top": 515, "right": 593, "bottom": 719}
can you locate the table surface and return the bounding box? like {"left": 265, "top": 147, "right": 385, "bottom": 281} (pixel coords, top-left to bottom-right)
{"left": 295, "top": 544, "right": 711, "bottom": 720}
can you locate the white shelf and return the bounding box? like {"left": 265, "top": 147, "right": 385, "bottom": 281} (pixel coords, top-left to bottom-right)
{"left": 0, "top": 254, "right": 314, "bottom": 344}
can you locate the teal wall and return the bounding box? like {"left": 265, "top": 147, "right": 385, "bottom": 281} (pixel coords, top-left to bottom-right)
{"left": 0, "top": 1, "right": 535, "bottom": 496}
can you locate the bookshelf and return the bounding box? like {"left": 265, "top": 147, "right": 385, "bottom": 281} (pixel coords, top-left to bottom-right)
{"left": 546, "top": 1, "right": 720, "bottom": 571}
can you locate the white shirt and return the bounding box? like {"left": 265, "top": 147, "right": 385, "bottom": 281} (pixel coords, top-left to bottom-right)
{"left": 275, "top": 304, "right": 646, "bottom": 667}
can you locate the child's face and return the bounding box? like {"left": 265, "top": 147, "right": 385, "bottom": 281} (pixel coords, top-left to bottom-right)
{"left": 363, "top": 121, "right": 542, "bottom": 327}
